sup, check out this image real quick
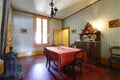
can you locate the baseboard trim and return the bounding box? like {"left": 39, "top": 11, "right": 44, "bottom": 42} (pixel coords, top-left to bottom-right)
{"left": 18, "top": 50, "right": 44, "bottom": 57}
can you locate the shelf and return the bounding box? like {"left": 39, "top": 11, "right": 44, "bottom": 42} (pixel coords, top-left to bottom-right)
{"left": 78, "top": 31, "right": 100, "bottom": 41}
{"left": 78, "top": 31, "right": 100, "bottom": 35}
{"left": 75, "top": 41, "right": 100, "bottom": 42}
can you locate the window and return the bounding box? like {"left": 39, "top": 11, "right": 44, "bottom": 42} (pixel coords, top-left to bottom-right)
{"left": 34, "top": 15, "right": 49, "bottom": 47}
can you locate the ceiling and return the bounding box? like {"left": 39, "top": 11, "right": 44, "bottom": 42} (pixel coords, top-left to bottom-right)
{"left": 10, "top": 0, "right": 99, "bottom": 19}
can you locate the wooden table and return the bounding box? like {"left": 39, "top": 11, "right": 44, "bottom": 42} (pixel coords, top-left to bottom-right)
{"left": 45, "top": 46, "right": 83, "bottom": 71}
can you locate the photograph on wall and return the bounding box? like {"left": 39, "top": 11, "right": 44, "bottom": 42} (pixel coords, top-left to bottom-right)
{"left": 109, "top": 19, "right": 120, "bottom": 28}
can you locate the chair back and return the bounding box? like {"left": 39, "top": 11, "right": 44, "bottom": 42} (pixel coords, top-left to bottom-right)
{"left": 50, "top": 44, "right": 57, "bottom": 46}
{"left": 74, "top": 49, "right": 85, "bottom": 64}
{"left": 44, "top": 47, "right": 50, "bottom": 59}
{"left": 44, "top": 47, "right": 56, "bottom": 60}
{"left": 70, "top": 43, "right": 76, "bottom": 48}
{"left": 109, "top": 46, "right": 120, "bottom": 57}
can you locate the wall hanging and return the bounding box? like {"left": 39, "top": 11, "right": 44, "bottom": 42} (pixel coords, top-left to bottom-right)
{"left": 109, "top": 19, "right": 120, "bottom": 28}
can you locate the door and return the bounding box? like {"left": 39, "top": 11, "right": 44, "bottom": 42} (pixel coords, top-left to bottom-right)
{"left": 54, "top": 27, "right": 70, "bottom": 46}
{"left": 53, "top": 29, "right": 62, "bottom": 45}
{"left": 62, "top": 27, "right": 70, "bottom": 46}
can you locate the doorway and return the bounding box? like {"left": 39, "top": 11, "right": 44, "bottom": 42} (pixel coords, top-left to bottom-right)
{"left": 53, "top": 27, "right": 70, "bottom": 46}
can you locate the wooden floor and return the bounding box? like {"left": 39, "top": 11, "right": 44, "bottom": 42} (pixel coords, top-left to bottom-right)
{"left": 18, "top": 55, "right": 120, "bottom": 80}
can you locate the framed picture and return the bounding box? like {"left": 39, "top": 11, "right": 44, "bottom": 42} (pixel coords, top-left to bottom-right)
{"left": 20, "top": 28, "right": 27, "bottom": 33}
{"left": 109, "top": 19, "right": 120, "bottom": 28}
{"left": 71, "top": 29, "right": 77, "bottom": 34}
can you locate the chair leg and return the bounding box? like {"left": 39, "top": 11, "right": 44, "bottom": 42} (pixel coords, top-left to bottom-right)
{"left": 72, "top": 65, "right": 75, "bottom": 80}
{"left": 109, "top": 61, "right": 112, "bottom": 69}
{"left": 46, "top": 58, "right": 48, "bottom": 67}
{"left": 53, "top": 61, "right": 58, "bottom": 67}
{"left": 107, "top": 59, "right": 110, "bottom": 70}
{"left": 48, "top": 60, "right": 51, "bottom": 70}
{"left": 79, "top": 64, "right": 82, "bottom": 75}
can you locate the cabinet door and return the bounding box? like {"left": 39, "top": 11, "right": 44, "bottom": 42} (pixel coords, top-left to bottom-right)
{"left": 89, "top": 42, "right": 100, "bottom": 63}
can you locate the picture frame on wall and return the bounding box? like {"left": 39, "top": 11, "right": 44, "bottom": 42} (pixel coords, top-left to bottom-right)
{"left": 109, "top": 19, "right": 120, "bottom": 28}
{"left": 71, "top": 29, "right": 77, "bottom": 34}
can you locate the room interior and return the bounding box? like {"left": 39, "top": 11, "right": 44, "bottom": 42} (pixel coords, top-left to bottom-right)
{"left": 0, "top": 0, "right": 120, "bottom": 80}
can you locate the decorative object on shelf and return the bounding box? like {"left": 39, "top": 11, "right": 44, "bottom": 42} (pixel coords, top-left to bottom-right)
{"left": 82, "top": 23, "right": 95, "bottom": 34}
{"left": 109, "top": 19, "right": 120, "bottom": 28}
{"left": 71, "top": 29, "right": 77, "bottom": 34}
{"left": 49, "top": 0, "right": 58, "bottom": 18}
{"left": 79, "top": 23, "right": 100, "bottom": 41}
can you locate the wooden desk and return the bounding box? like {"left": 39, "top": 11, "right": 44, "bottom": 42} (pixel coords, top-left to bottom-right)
{"left": 45, "top": 46, "right": 83, "bottom": 71}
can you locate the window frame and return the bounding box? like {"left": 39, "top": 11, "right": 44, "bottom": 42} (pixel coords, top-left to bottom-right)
{"left": 34, "top": 15, "right": 49, "bottom": 47}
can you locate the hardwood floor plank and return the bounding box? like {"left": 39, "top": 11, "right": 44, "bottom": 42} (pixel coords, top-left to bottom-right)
{"left": 18, "top": 55, "right": 120, "bottom": 80}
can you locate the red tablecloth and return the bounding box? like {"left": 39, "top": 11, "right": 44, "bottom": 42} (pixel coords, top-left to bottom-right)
{"left": 45, "top": 46, "right": 84, "bottom": 71}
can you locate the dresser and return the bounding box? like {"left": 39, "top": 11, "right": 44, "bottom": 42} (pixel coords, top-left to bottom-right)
{"left": 75, "top": 23, "right": 101, "bottom": 64}
{"left": 75, "top": 41, "right": 100, "bottom": 64}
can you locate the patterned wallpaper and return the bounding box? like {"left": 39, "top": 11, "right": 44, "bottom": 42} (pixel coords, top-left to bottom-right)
{"left": 12, "top": 11, "right": 35, "bottom": 52}
{"left": 63, "top": 0, "right": 120, "bottom": 58}
{"left": 49, "top": 19, "right": 62, "bottom": 45}
{"left": 12, "top": 11, "right": 62, "bottom": 52}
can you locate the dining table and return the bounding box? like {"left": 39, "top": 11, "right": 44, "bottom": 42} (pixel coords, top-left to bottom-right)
{"left": 45, "top": 46, "right": 85, "bottom": 72}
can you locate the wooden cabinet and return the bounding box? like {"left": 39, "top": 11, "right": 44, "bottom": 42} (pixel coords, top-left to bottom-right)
{"left": 75, "top": 23, "right": 101, "bottom": 64}
{"left": 75, "top": 41, "right": 100, "bottom": 64}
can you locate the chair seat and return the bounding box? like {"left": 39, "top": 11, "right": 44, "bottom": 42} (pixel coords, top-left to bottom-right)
{"left": 71, "top": 59, "right": 82, "bottom": 65}
{"left": 109, "top": 57, "right": 120, "bottom": 62}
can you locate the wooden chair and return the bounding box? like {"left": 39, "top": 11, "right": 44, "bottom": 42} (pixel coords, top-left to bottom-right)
{"left": 70, "top": 43, "right": 76, "bottom": 48}
{"left": 71, "top": 49, "right": 85, "bottom": 80}
{"left": 108, "top": 46, "right": 120, "bottom": 69}
{"left": 50, "top": 44, "right": 57, "bottom": 46}
{"left": 44, "top": 47, "right": 55, "bottom": 70}
{"left": 50, "top": 44, "right": 58, "bottom": 66}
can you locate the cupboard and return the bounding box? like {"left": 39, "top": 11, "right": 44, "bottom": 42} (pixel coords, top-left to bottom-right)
{"left": 74, "top": 23, "right": 101, "bottom": 64}
{"left": 75, "top": 41, "right": 100, "bottom": 64}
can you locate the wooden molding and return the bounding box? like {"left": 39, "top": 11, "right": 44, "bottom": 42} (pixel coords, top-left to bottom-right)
{"left": 12, "top": 9, "right": 62, "bottom": 20}
{"left": 64, "top": 0, "right": 100, "bottom": 20}
{"left": 17, "top": 50, "right": 44, "bottom": 57}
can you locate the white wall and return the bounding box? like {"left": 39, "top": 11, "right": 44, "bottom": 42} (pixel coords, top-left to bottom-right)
{"left": 63, "top": 0, "right": 120, "bottom": 58}
{"left": 12, "top": 11, "right": 62, "bottom": 52}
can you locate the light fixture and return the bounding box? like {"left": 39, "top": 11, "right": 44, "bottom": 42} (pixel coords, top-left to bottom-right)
{"left": 49, "top": 0, "right": 58, "bottom": 18}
